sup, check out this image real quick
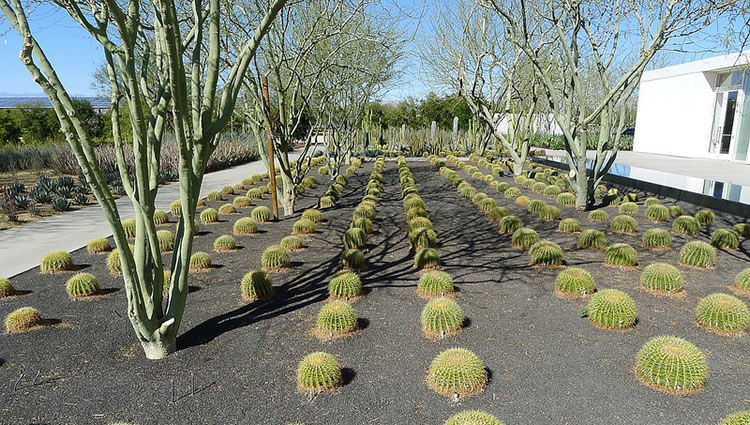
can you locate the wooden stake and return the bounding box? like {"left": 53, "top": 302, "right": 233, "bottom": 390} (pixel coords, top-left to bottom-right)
{"left": 262, "top": 76, "right": 279, "bottom": 220}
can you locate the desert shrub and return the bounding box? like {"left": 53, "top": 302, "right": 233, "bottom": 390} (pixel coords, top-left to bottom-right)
{"left": 0, "top": 278, "right": 16, "bottom": 298}
{"left": 543, "top": 185, "right": 561, "bottom": 198}
{"left": 233, "top": 217, "right": 258, "bottom": 235}
{"left": 577, "top": 229, "right": 607, "bottom": 249}
{"left": 635, "top": 336, "right": 706, "bottom": 394}
{"left": 504, "top": 187, "right": 521, "bottom": 198}
{"left": 640, "top": 263, "right": 683, "bottom": 294}
{"left": 695, "top": 209, "right": 715, "bottom": 226}
{"left": 157, "top": 230, "right": 175, "bottom": 252}
{"left": 498, "top": 216, "right": 523, "bottom": 234}
{"left": 328, "top": 270, "right": 362, "bottom": 299}
{"left": 618, "top": 202, "right": 638, "bottom": 215}
{"left": 527, "top": 199, "right": 546, "bottom": 213}
{"left": 720, "top": 411, "right": 750, "bottom": 425}
{"left": 415, "top": 248, "right": 441, "bottom": 270}
{"left": 515, "top": 195, "right": 530, "bottom": 206}
{"left": 252, "top": 206, "right": 272, "bottom": 222}
{"left": 293, "top": 218, "right": 316, "bottom": 235}
{"left": 556, "top": 192, "right": 576, "bottom": 206}
{"left": 207, "top": 191, "right": 223, "bottom": 201}
{"left": 213, "top": 235, "right": 237, "bottom": 252}
{"left": 695, "top": 293, "right": 749, "bottom": 335}
{"left": 4, "top": 307, "right": 43, "bottom": 333}
{"left": 417, "top": 270, "right": 454, "bottom": 298}
{"left": 421, "top": 298, "right": 463, "bottom": 338}
{"left": 240, "top": 270, "right": 274, "bottom": 301}
{"left": 341, "top": 248, "right": 364, "bottom": 270}
{"left": 644, "top": 197, "right": 661, "bottom": 207}
{"left": 642, "top": 228, "right": 672, "bottom": 250}
{"left": 539, "top": 205, "right": 561, "bottom": 221}
{"left": 170, "top": 200, "right": 182, "bottom": 216}
{"left": 672, "top": 215, "right": 700, "bottom": 235}
{"left": 200, "top": 208, "right": 218, "bottom": 224}
{"left": 121, "top": 218, "right": 137, "bottom": 238}
{"left": 443, "top": 411, "right": 504, "bottom": 425}
{"left": 65, "top": 272, "right": 99, "bottom": 298}
{"left": 528, "top": 240, "right": 563, "bottom": 267}
{"left": 40, "top": 250, "right": 74, "bottom": 273}
{"left": 680, "top": 241, "right": 716, "bottom": 268}
{"left": 555, "top": 267, "right": 595, "bottom": 298}
{"left": 153, "top": 210, "right": 169, "bottom": 225}
{"left": 296, "top": 352, "right": 341, "bottom": 393}
{"left": 558, "top": 218, "right": 581, "bottom": 233}
{"left": 261, "top": 245, "right": 290, "bottom": 271}
{"left": 711, "top": 229, "right": 740, "bottom": 250}
{"left": 488, "top": 206, "right": 509, "bottom": 222}
{"left": 302, "top": 209, "right": 323, "bottom": 224}
{"left": 611, "top": 215, "right": 638, "bottom": 234}
{"left": 604, "top": 243, "right": 637, "bottom": 267}
{"left": 87, "top": 238, "right": 111, "bottom": 254}
{"left": 586, "top": 289, "right": 637, "bottom": 330}
{"left": 644, "top": 205, "right": 669, "bottom": 222}
{"left": 317, "top": 300, "right": 358, "bottom": 337}
{"left": 427, "top": 348, "right": 487, "bottom": 397}
{"left": 189, "top": 252, "right": 212, "bottom": 271}
{"left": 511, "top": 227, "right": 539, "bottom": 249}
{"left": 588, "top": 210, "right": 608, "bottom": 222}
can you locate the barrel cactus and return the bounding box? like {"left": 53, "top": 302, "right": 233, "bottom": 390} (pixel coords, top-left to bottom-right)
{"left": 415, "top": 248, "right": 441, "bottom": 270}
{"left": 5, "top": 307, "right": 44, "bottom": 333}
{"left": 153, "top": 209, "right": 170, "bottom": 225}
{"left": 0, "top": 278, "right": 16, "bottom": 298}
{"left": 65, "top": 272, "right": 100, "bottom": 298}
{"left": 261, "top": 245, "right": 290, "bottom": 271}
{"left": 487, "top": 206, "right": 509, "bottom": 222}
{"left": 734, "top": 268, "right": 750, "bottom": 295}
{"left": 645, "top": 204, "right": 669, "bottom": 222}
{"left": 543, "top": 185, "right": 561, "bottom": 198}
{"left": 635, "top": 336, "right": 706, "bottom": 394}
{"left": 40, "top": 250, "right": 74, "bottom": 273}
{"left": 240, "top": 270, "right": 274, "bottom": 301}
{"left": 281, "top": 235, "right": 304, "bottom": 252}
{"left": 586, "top": 289, "right": 637, "bottom": 330}
{"left": 711, "top": 229, "right": 740, "bottom": 250}
{"left": 121, "top": 218, "right": 137, "bottom": 239}
{"left": 696, "top": 293, "right": 749, "bottom": 335}
{"left": 252, "top": 206, "right": 272, "bottom": 222}
{"left": 720, "top": 411, "right": 750, "bottom": 425}
{"left": 189, "top": 252, "right": 212, "bottom": 271}
{"left": 341, "top": 248, "right": 364, "bottom": 270}
{"left": 504, "top": 187, "right": 521, "bottom": 198}
{"left": 558, "top": 218, "right": 581, "bottom": 233}
{"left": 640, "top": 263, "right": 683, "bottom": 294}
{"left": 293, "top": 218, "right": 316, "bottom": 235}
{"left": 695, "top": 209, "right": 715, "bottom": 226}
{"left": 410, "top": 227, "right": 437, "bottom": 250}
{"left": 444, "top": 410, "right": 504, "bottom": 425}
{"left": 556, "top": 192, "right": 576, "bottom": 206}
{"left": 200, "top": 208, "right": 218, "bottom": 224}
{"left": 555, "top": 267, "right": 595, "bottom": 298}
{"left": 527, "top": 199, "right": 546, "bottom": 213}
{"left": 478, "top": 198, "right": 497, "bottom": 213}
{"left": 680, "top": 241, "right": 716, "bottom": 268}
{"left": 618, "top": 202, "right": 639, "bottom": 215}
{"left": 673, "top": 215, "right": 700, "bottom": 235}
{"left": 217, "top": 203, "right": 237, "bottom": 215}
{"left": 669, "top": 205, "right": 683, "bottom": 217}
{"left": 405, "top": 197, "right": 426, "bottom": 210}
{"left": 328, "top": 270, "right": 362, "bottom": 299}
{"left": 604, "top": 243, "right": 638, "bottom": 267}
{"left": 733, "top": 223, "right": 750, "bottom": 238}
{"left": 417, "top": 270, "right": 454, "bottom": 298}
{"left": 427, "top": 348, "right": 487, "bottom": 398}
{"left": 296, "top": 352, "right": 342, "bottom": 393}
{"left": 644, "top": 197, "right": 661, "bottom": 206}
{"left": 528, "top": 240, "right": 563, "bottom": 267}
{"left": 170, "top": 200, "right": 182, "bottom": 216}
{"left": 406, "top": 207, "right": 428, "bottom": 220}
{"left": 106, "top": 245, "right": 133, "bottom": 274}
{"left": 538, "top": 205, "right": 560, "bottom": 221}
{"left": 87, "top": 238, "right": 111, "bottom": 254}
{"left": 302, "top": 209, "right": 323, "bottom": 224}
{"left": 588, "top": 210, "right": 609, "bottom": 222}
{"left": 316, "top": 300, "right": 358, "bottom": 338}
{"left": 343, "top": 228, "right": 367, "bottom": 249}
{"left": 611, "top": 215, "right": 639, "bottom": 234}
{"left": 511, "top": 228, "right": 540, "bottom": 249}
{"left": 577, "top": 229, "right": 607, "bottom": 249}
{"left": 354, "top": 205, "right": 376, "bottom": 220}
{"left": 233, "top": 217, "right": 258, "bottom": 235}
{"left": 246, "top": 188, "right": 263, "bottom": 200}
{"left": 421, "top": 298, "right": 464, "bottom": 339}
{"left": 532, "top": 182, "right": 546, "bottom": 193}
{"left": 213, "top": 235, "right": 237, "bottom": 252}
{"left": 642, "top": 228, "right": 672, "bottom": 250}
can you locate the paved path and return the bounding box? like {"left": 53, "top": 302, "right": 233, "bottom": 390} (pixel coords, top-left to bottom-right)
{"left": 543, "top": 149, "right": 750, "bottom": 187}
{"left": 1, "top": 155, "right": 297, "bottom": 278}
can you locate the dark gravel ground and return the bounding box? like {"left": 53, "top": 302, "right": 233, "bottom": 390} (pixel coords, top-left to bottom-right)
{"left": 0, "top": 159, "right": 749, "bottom": 425}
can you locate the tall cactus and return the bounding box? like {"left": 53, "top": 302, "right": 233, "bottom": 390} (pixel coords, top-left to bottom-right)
{"left": 430, "top": 121, "right": 437, "bottom": 154}
{"left": 452, "top": 116, "right": 459, "bottom": 151}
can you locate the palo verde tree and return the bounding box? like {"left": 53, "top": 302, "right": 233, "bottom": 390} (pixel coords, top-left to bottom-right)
{"left": 0, "top": 0, "right": 286, "bottom": 358}
{"left": 485, "top": 0, "right": 739, "bottom": 208}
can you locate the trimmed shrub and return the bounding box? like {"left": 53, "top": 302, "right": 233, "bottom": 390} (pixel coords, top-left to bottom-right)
{"left": 40, "top": 250, "right": 74, "bottom": 273}
{"left": 417, "top": 270, "right": 454, "bottom": 298}
{"left": 588, "top": 210, "right": 609, "bottom": 222}
{"left": 577, "top": 229, "right": 607, "bottom": 249}
{"left": 0, "top": 278, "right": 16, "bottom": 298}
{"left": 302, "top": 209, "right": 323, "bottom": 224}
{"left": 444, "top": 411, "right": 504, "bottom": 425}
{"left": 189, "top": 252, "right": 212, "bottom": 271}
{"left": 317, "top": 301, "right": 357, "bottom": 337}
{"left": 695, "top": 209, "right": 716, "bottom": 226}
{"left": 680, "top": 241, "right": 716, "bottom": 268}
{"left": 635, "top": 336, "right": 706, "bottom": 394}
{"left": 644, "top": 197, "right": 661, "bottom": 207}
{"left": 498, "top": 216, "right": 523, "bottom": 234}
{"left": 711, "top": 229, "right": 740, "bottom": 250}
{"left": 233, "top": 217, "right": 258, "bottom": 235}
{"left": 343, "top": 228, "right": 367, "bottom": 249}
{"left": 642, "top": 228, "right": 672, "bottom": 250}
{"left": 281, "top": 235, "right": 304, "bottom": 252}
{"left": 121, "top": 218, "right": 137, "bottom": 239}
{"left": 427, "top": 348, "right": 487, "bottom": 397}
{"left": 734, "top": 268, "right": 750, "bottom": 294}
{"left": 673, "top": 215, "right": 700, "bottom": 235}
{"left": 640, "top": 263, "right": 683, "bottom": 294}
{"left": 720, "top": 412, "right": 750, "bottom": 425}
{"left": 611, "top": 215, "right": 638, "bottom": 234}
{"left": 415, "top": 248, "right": 441, "bottom": 270}
{"left": 504, "top": 187, "right": 521, "bottom": 198}
{"left": 586, "top": 289, "right": 637, "bottom": 330}
{"left": 293, "top": 218, "right": 316, "bottom": 235}
{"left": 200, "top": 208, "right": 219, "bottom": 224}
{"left": 604, "top": 243, "right": 637, "bottom": 267}
{"left": 618, "top": 202, "right": 639, "bottom": 215}
{"left": 157, "top": 230, "right": 175, "bottom": 252}
{"left": 261, "top": 245, "right": 290, "bottom": 271}
{"left": 170, "top": 200, "right": 182, "bottom": 216}
{"left": 488, "top": 206, "right": 509, "bottom": 222}
{"left": 87, "top": 238, "right": 111, "bottom": 254}
{"left": 558, "top": 218, "right": 581, "bottom": 233}
{"left": 241, "top": 270, "right": 274, "bottom": 301}
{"left": 556, "top": 192, "right": 576, "bottom": 206}
{"left": 328, "top": 270, "right": 362, "bottom": 299}
{"left": 252, "top": 206, "right": 272, "bottom": 222}
{"left": 645, "top": 205, "right": 669, "bottom": 222}
{"left": 296, "top": 352, "right": 342, "bottom": 393}
{"left": 421, "top": 298, "right": 463, "bottom": 338}
{"left": 213, "top": 235, "right": 237, "bottom": 252}
{"left": 696, "top": 293, "right": 749, "bottom": 335}
{"left": 555, "top": 267, "right": 595, "bottom": 298}
{"left": 528, "top": 240, "right": 563, "bottom": 267}
{"left": 539, "top": 205, "right": 561, "bottom": 221}
{"left": 246, "top": 188, "right": 263, "bottom": 200}
{"left": 65, "top": 273, "right": 99, "bottom": 298}
{"left": 341, "top": 248, "right": 364, "bottom": 270}
{"left": 511, "top": 227, "right": 540, "bottom": 249}
{"left": 5, "top": 307, "right": 43, "bottom": 333}
{"left": 207, "top": 191, "right": 223, "bottom": 201}
{"left": 527, "top": 199, "right": 546, "bottom": 213}
{"left": 515, "top": 195, "right": 530, "bottom": 206}
{"left": 153, "top": 210, "right": 169, "bottom": 225}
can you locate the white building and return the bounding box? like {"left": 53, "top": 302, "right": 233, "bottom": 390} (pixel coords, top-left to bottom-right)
{"left": 633, "top": 51, "right": 750, "bottom": 162}
{"left": 493, "top": 113, "right": 563, "bottom": 136}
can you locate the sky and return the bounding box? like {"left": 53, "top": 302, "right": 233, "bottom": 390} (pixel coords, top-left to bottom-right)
{"left": 0, "top": 3, "right": 747, "bottom": 102}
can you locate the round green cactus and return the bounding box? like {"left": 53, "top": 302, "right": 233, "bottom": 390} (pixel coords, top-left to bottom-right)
{"left": 279, "top": 235, "right": 303, "bottom": 252}
{"left": 0, "top": 278, "right": 16, "bottom": 298}
{"left": 644, "top": 204, "right": 669, "bottom": 222}
{"left": 587, "top": 289, "right": 637, "bottom": 330}
{"left": 673, "top": 215, "right": 700, "bottom": 235}
{"left": 644, "top": 197, "right": 661, "bottom": 207}
{"left": 558, "top": 218, "right": 581, "bottom": 233}
{"left": 421, "top": 298, "right": 463, "bottom": 338}
{"left": 343, "top": 228, "right": 367, "bottom": 249}
{"left": 316, "top": 300, "right": 358, "bottom": 337}
{"left": 65, "top": 272, "right": 99, "bottom": 298}
{"left": 415, "top": 248, "right": 440, "bottom": 270}
{"left": 302, "top": 209, "right": 323, "bottom": 224}
{"left": 213, "top": 235, "right": 237, "bottom": 252}
{"left": 200, "top": 208, "right": 218, "bottom": 224}
{"left": 410, "top": 227, "right": 437, "bottom": 251}
{"left": 234, "top": 217, "right": 258, "bottom": 235}
{"left": 328, "top": 270, "right": 362, "bottom": 299}
{"left": 527, "top": 199, "right": 546, "bottom": 213}
{"left": 669, "top": 205, "right": 683, "bottom": 217}
{"left": 532, "top": 181, "right": 546, "bottom": 193}
{"left": 680, "top": 241, "right": 716, "bottom": 268}
{"left": 220, "top": 185, "right": 234, "bottom": 195}
{"left": 640, "top": 263, "right": 683, "bottom": 294}
{"left": 5, "top": 307, "right": 43, "bottom": 333}
{"left": 40, "top": 250, "right": 74, "bottom": 273}
{"left": 539, "top": 205, "right": 561, "bottom": 221}
{"left": 319, "top": 196, "right": 335, "bottom": 208}
{"left": 734, "top": 268, "right": 750, "bottom": 294}
{"left": 87, "top": 238, "right": 112, "bottom": 254}
{"left": 733, "top": 223, "right": 750, "bottom": 238}
{"left": 514, "top": 175, "right": 527, "bottom": 184}
{"left": 170, "top": 200, "right": 182, "bottom": 216}
{"left": 504, "top": 187, "right": 521, "bottom": 198}
{"left": 189, "top": 252, "right": 212, "bottom": 271}
{"left": 153, "top": 209, "right": 170, "bottom": 225}
{"left": 529, "top": 240, "right": 563, "bottom": 267}
{"left": 498, "top": 215, "right": 523, "bottom": 234}
{"left": 720, "top": 411, "right": 750, "bottom": 425}
{"left": 408, "top": 217, "right": 433, "bottom": 232}
{"left": 635, "top": 336, "right": 706, "bottom": 394}
{"left": 618, "top": 202, "right": 639, "bottom": 215}
{"left": 417, "top": 270, "right": 454, "bottom": 298}
{"left": 556, "top": 192, "right": 576, "bottom": 206}
{"left": 341, "top": 248, "right": 364, "bottom": 270}
{"left": 157, "top": 230, "right": 175, "bottom": 252}
{"left": 206, "top": 191, "right": 223, "bottom": 201}
{"left": 555, "top": 267, "right": 595, "bottom": 298}
{"left": 106, "top": 244, "right": 133, "bottom": 274}
{"left": 427, "top": 348, "right": 487, "bottom": 397}
{"left": 246, "top": 188, "right": 263, "bottom": 200}
{"left": 624, "top": 193, "right": 639, "bottom": 202}
{"left": 240, "top": 270, "right": 274, "bottom": 301}
{"left": 296, "top": 352, "right": 342, "bottom": 393}
{"left": 577, "top": 229, "right": 607, "bottom": 249}
{"left": 261, "top": 245, "right": 290, "bottom": 271}
{"left": 292, "top": 218, "right": 315, "bottom": 235}
{"left": 695, "top": 209, "right": 715, "bottom": 226}
{"left": 588, "top": 210, "right": 609, "bottom": 222}
{"left": 515, "top": 195, "right": 530, "bottom": 206}
{"left": 406, "top": 207, "right": 428, "bottom": 221}
{"left": 251, "top": 206, "right": 272, "bottom": 222}
{"left": 217, "top": 203, "right": 237, "bottom": 215}
{"left": 604, "top": 243, "right": 637, "bottom": 267}
{"left": 478, "top": 197, "right": 497, "bottom": 213}
{"left": 543, "top": 185, "right": 561, "bottom": 198}
{"left": 696, "top": 293, "right": 749, "bottom": 335}
{"left": 496, "top": 182, "right": 510, "bottom": 193}
{"left": 350, "top": 217, "right": 373, "bottom": 235}
{"left": 711, "top": 229, "right": 740, "bottom": 250}
{"left": 611, "top": 215, "right": 639, "bottom": 234}
{"left": 119, "top": 218, "right": 136, "bottom": 239}
{"left": 641, "top": 228, "right": 672, "bottom": 250}
{"left": 405, "top": 197, "right": 426, "bottom": 210}
{"left": 511, "top": 227, "right": 540, "bottom": 249}
{"left": 444, "top": 410, "right": 504, "bottom": 425}
{"left": 487, "top": 206, "right": 509, "bottom": 222}
{"left": 353, "top": 205, "right": 376, "bottom": 220}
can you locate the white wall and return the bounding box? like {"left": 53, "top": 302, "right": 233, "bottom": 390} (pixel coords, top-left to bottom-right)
{"left": 633, "top": 71, "right": 717, "bottom": 158}
{"left": 493, "top": 113, "right": 563, "bottom": 136}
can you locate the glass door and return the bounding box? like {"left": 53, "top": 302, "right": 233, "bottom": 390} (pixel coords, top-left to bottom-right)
{"left": 711, "top": 90, "right": 739, "bottom": 158}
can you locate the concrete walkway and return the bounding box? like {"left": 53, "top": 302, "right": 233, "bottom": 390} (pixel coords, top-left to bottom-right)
{"left": 543, "top": 149, "right": 750, "bottom": 187}
{"left": 0, "top": 155, "right": 297, "bottom": 278}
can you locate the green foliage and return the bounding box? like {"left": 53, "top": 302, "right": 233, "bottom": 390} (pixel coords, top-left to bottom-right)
{"left": 252, "top": 206, "right": 272, "bottom": 222}
{"left": 0, "top": 278, "right": 16, "bottom": 298}
{"left": 5, "top": 307, "right": 43, "bottom": 333}
{"left": 695, "top": 209, "right": 715, "bottom": 226}
{"left": 121, "top": 218, "right": 137, "bottom": 238}
{"left": 577, "top": 229, "right": 607, "bottom": 249}
{"left": 87, "top": 238, "right": 112, "bottom": 254}
{"left": 558, "top": 218, "right": 581, "bottom": 233}
{"left": 405, "top": 197, "right": 426, "bottom": 210}
{"left": 213, "top": 235, "right": 237, "bottom": 252}
{"left": 421, "top": 298, "right": 464, "bottom": 338}
{"left": 635, "top": 336, "right": 706, "bottom": 394}
{"left": 297, "top": 352, "right": 342, "bottom": 393}
{"left": 293, "top": 218, "right": 316, "bottom": 235}
{"left": 233, "top": 217, "right": 258, "bottom": 235}
{"left": 641, "top": 263, "right": 683, "bottom": 293}
{"left": 328, "top": 270, "right": 362, "bottom": 299}
{"left": 302, "top": 209, "right": 323, "bottom": 224}
{"left": 720, "top": 411, "right": 750, "bottom": 425}
{"left": 504, "top": 187, "right": 521, "bottom": 198}
{"left": 496, "top": 182, "right": 510, "bottom": 193}
{"left": 696, "top": 293, "right": 749, "bottom": 335}
{"left": 318, "top": 165, "right": 330, "bottom": 176}
{"left": 343, "top": 228, "right": 367, "bottom": 249}
{"left": 221, "top": 186, "right": 234, "bottom": 195}
{"left": 317, "top": 301, "right": 358, "bottom": 336}
{"left": 604, "top": 243, "right": 638, "bottom": 267}
{"left": 511, "top": 227, "right": 539, "bottom": 249}
{"left": 587, "top": 289, "right": 637, "bottom": 330}
{"left": 443, "top": 410, "right": 504, "bottom": 425}
{"left": 241, "top": 270, "right": 274, "bottom": 301}
{"left": 408, "top": 217, "right": 433, "bottom": 232}
{"left": 427, "top": 348, "right": 487, "bottom": 397}
{"left": 528, "top": 240, "right": 563, "bottom": 267}
{"left": 217, "top": 204, "right": 237, "bottom": 216}
{"left": 556, "top": 192, "right": 576, "bottom": 206}
{"left": 281, "top": 235, "right": 304, "bottom": 252}
{"left": 232, "top": 196, "right": 253, "bottom": 208}
{"left": 415, "top": 248, "right": 441, "bottom": 270}
{"left": 351, "top": 217, "right": 374, "bottom": 235}
{"left": 669, "top": 205, "right": 683, "bottom": 217}
{"left": 711, "top": 229, "right": 740, "bottom": 250}
{"left": 673, "top": 215, "right": 700, "bottom": 235}
{"left": 532, "top": 181, "right": 546, "bottom": 193}
{"left": 611, "top": 215, "right": 639, "bottom": 234}
{"left": 588, "top": 210, "right": 609, "bottom": 222}
{"left": 498, "top": 215, "right": 523, "bottom": 234}
{"left": 680, "top": 241, "right": 717, "bottom": 268}
{"left": 417, "top": 270, "right": 454, "bottom": 298}
{"left": 157, "top": 230, "right": 175, "bottom": 252}
{"left": 733, "top": 223, "right": 750, "bottom": 238}
{"left": 261, "top": 245, "right": 290, "bottom": 271}
{"left": 189, "top": 252, "right": 212, "bottom": 271}
{"left": 354, "top": 205, "right": 376, "bottom": 220}
{"left": 170, "top": 200, "right": 182, "bottom": 216}
{"left": 40, "top": 250, "right": 74, "bottom": 273}
{"left": 539, "top": 205, "right": 561, "bottom": 221}
{"left": 65, "top": 272, "right": 99, "bottom": 298}
{"left": 153, "top": 210, "right": 170, "bottom": 225}
{"left": 527, "top": 199, "right": 546, "bottom": 213}
{"left": 555, "top": 267, "right": 595, "bottom": 298}
{"left": 341, "top": 248, "right": 364, "bottom": 270}
{"left": 642, "top": 228, "right": 672, "bottom": 250}
{"left": 200, "top": 208, "right": 219, "bottom": 224}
